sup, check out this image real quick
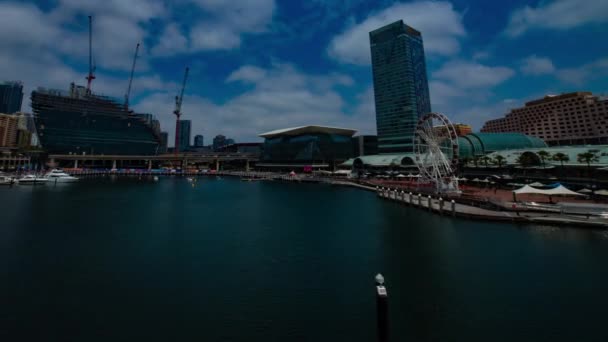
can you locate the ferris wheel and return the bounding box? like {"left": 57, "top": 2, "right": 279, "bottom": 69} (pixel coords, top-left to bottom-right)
{"left": 413, "top": 112, "right": 460, "bottom": 194}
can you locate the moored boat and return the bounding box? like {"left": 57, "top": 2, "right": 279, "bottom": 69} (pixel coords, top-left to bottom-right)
{"left": 17, "top": 175, "right": 49, "bottom": 185}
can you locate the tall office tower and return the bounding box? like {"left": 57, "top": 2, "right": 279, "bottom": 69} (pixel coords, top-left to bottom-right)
{"left": 370, "top": 20, "right": 431, "bottom": 153}
{"left": 0, "top": 81, "right": 24, "bottom": 114}
{"left": 194, "top": 134, "right": 204, "bottom": 147}
{"left": 159, "top": 132, "right": 169, "bottom": 153}
{"left": 177, "top": 120, "right": 191, "bottom": 152}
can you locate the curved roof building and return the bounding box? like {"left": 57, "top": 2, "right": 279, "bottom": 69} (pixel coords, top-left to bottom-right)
{"left": 458, "top": 133, "right": 546, "bottom": 158}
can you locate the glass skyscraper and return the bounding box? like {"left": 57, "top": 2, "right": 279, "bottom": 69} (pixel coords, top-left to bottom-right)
{"left": 369, "top": 20, "right": 431, "bottom": 153}
{"left": 0, "top": 81, "right": 24, "bottom": 114}
{"left": 177, "top": 120, "right": 191, "bottom": 152}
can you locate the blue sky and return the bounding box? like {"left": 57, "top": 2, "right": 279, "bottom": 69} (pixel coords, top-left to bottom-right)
{"left": 1, "top": 0, "right": 606, "bottom": 145}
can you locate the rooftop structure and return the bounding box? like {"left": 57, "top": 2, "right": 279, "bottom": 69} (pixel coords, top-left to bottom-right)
{"left": 259, "top": 125, "right": 357, "bottom": 139}
{"left": 458, "top": 133, "right": 547, "bottom": 159}
{"left": 481, "top": 92, "right": 608, "bottom": 146}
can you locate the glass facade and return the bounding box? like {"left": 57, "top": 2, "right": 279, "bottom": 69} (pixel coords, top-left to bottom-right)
{"left": 194, "top": 134, "right": 204, "bottom": 147}
{"left": 178, "top": 120, "right": 191, "bottom": 152}
{"left": 370, "top": 20, "right": 431, "bottom": 154}
{"left": 0, "top": 82, "right": 24, "bottom": 114}
{"left": 262, "top": 133, "right": 353, "bottom": 165}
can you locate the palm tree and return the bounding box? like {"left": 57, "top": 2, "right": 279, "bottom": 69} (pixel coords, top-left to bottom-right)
{"left": 577, "top": 151, "right": 599, "bottom": 177}
{"left": 481, "top": 155, "right": 491, "bottom": 168}
{"left": 552, "top": 152, "right": 569, "bottom": 168}
{"left": 537, "top": 150, "right": 551, "bottom": 168}
{"left": 472, "top": 155, "right": 480, "bottom": 168}
{"left": 493, "top": 154, "right": 506, "bottom": 169}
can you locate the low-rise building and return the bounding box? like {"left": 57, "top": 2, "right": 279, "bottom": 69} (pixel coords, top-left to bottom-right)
{"left": 258, "top": 125, "right": 356, "bottom": 170}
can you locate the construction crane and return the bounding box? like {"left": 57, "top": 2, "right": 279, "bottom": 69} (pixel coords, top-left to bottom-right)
{"left": 124, "top": 43, "right": 140, "bottom": 110}
{"left": 85, "top": 15, "right": 96, "bottom": 94}
{"left": 174, "top": 67, "right": 189, "bottom": 154}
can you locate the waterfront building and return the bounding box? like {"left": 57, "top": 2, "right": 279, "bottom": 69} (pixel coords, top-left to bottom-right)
{"left": 216, "top": 142, "right": 261, "bottom": 155}
{"left": 177, "top": 120, "right": 191, "bottom": 152}
{"left": 352, "top": 135, "right": 378, "bottom": 157}
{"left": 33, "top": 85, "right": 160, "bottom": 155}
{"left": 343, "top": 132, "right": 546, "bottom": 170}
{"left": 213, "top": 135, "right": 227, "bottom": 151}
{"left": 194, "top": 134, "right": 204, "bottom": 147}
{"left": 457, "top": 132, "right": 546, "bottom": 159}
{"left": 226, "top": 138, "right": 235, "bottom": 146}
{"left": 0, "top": 113, "right": 18, "bottom": 147}
{"left": 370, "top": 20, "right": 431, "bottom": 154}
{"left": 0, "top": 81, "right": 24, "bottom": 114}
{"left": 159, "top": 132, "right": 169, "bottom": 154}
{"left": 258, "top": 125, "right": 356, "bottom": 170}
{"left": 481, "top": 92, "right": 608, "bottom": 146}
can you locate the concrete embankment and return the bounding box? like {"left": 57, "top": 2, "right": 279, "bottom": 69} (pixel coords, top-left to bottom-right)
{"left": 377, "top": 188, "right": 608, "bottom": 229}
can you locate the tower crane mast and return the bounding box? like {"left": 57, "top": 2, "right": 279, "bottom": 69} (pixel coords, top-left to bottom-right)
{"left": 174, "top": 67, "right": 189, "bottom": 154}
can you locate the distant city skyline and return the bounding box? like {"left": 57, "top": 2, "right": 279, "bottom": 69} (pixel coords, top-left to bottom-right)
{"left": 1, "top": 1, "right": 606, "bottom": 144}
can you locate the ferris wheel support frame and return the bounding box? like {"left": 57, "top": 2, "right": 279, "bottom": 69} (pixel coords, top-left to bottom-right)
{"left": 413, "top": 112, "right": 460, "bottom": 194}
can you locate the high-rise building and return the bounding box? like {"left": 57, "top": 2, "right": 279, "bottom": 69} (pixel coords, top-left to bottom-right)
{"left": 159, "top": 132, "right": 168, "bottom": 153}
{"left": 213, "top": 134, "right": 226, "bottom": 151}
{"left": 0, "top": 113, "right": 19, "bottom": 147}
{"left": 177, "top": 120, "right": 191, "bottom": 152}
{"left": 481, "top": 92, "right": 608, "bottom": 146}
{"left": 0, "top": 82, "right": 24, "bottom": 114}
{"left": 370, "top": 20, "right": 431, "bottom": 154}
{"left": 194, "top": 134, "right": 204, "bottom": 147}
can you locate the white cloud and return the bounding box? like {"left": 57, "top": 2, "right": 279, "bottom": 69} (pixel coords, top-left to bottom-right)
{"left": 151, "top": 24, "right": 189, "bottom": 57}
{"left": 327, "top": 1, "right": 465, "bottom": 65}
{"left": 505, "top": 0, "right": 608, "bottom": 37}
{"left": 226, "top": 66, "right": 268, "bottom": 83}
{"left": 152, "top": 0, "right": 276, "bottom": 55}
{"left": 520, "top": 55, "right": 555, "bottom": 75}
{"left": 433, "top": 60, "right": 514, "bottom": 89}
{"left": 135, "top": 63, "right": 372, "bottom": 144}
{"left": 556, "top": 58, "right": 608, "bottom": 85}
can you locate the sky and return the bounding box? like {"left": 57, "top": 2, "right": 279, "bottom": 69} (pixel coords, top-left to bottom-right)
{"left": 1, "top": 0, "right": 607, "bottom": 145}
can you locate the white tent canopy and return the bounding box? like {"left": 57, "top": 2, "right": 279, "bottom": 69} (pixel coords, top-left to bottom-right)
{"left": 529, "top": 182, "right": 544, "bottom": 187}
{"left": 578, "top": 188, "right": 592, "bottom": 194}
{"left": 595, "top": 189, "right": 608, "bottom": 196}
{"left": 513, "top": 184, "right": 584, "bottom": 196}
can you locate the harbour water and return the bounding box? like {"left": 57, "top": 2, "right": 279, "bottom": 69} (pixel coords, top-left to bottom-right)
{"left": 1, "top": 177, "right": 608, "bottom": 341}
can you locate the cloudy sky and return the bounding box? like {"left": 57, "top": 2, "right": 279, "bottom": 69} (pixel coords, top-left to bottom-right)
{"left": 1, "top": 0, "right": 607, "bottom": 145}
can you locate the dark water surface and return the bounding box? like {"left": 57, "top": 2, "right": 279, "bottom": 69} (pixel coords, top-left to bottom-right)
{"left": 1, "top": 177, "right": 607, "bottom": 341}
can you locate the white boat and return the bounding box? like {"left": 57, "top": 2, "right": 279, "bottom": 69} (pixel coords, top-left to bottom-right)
{"left": 17, "top": 174, "right": 49, "bottom": 185}
{"left": 0, "top": 175, "right": 15, "bottom": 185}
{"left": 45, "top": 169, "right": 79, "bottom": 183}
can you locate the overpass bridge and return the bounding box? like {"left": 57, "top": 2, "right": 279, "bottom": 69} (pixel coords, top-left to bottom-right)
{"left": 49, "top": 152, "right": 260, "bottom": 171}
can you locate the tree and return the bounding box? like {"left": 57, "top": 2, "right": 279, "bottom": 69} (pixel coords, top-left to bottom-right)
{"left": 516, "top": 153, "right": 538, "bottom": 168}
{"left": 493, "top": 154, "right": 506, "bottom": 169}
{"left": 471, "top": 155, "right": 480, "bottom": 168}
{"left": 480, "top": 155, "right": 491, "bottom": 168}
{"left": 552, "top": 152, "right": 569, "bottom": 170}
{"left": 577, "top": 151, "right": 599, "bottom": 176}
{"left": 537, "top": 150, "right": 551, "bottom": 168}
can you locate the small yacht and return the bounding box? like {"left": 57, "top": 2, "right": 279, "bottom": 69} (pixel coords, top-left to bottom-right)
{"left": 0, "top": 174, "right": 15, "bottom": 186}
{"left": 17, "top": 174, "right": 49, "bottom": 185}
{"left": 45, "top": 169, "right": 79, "bottom": 183}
